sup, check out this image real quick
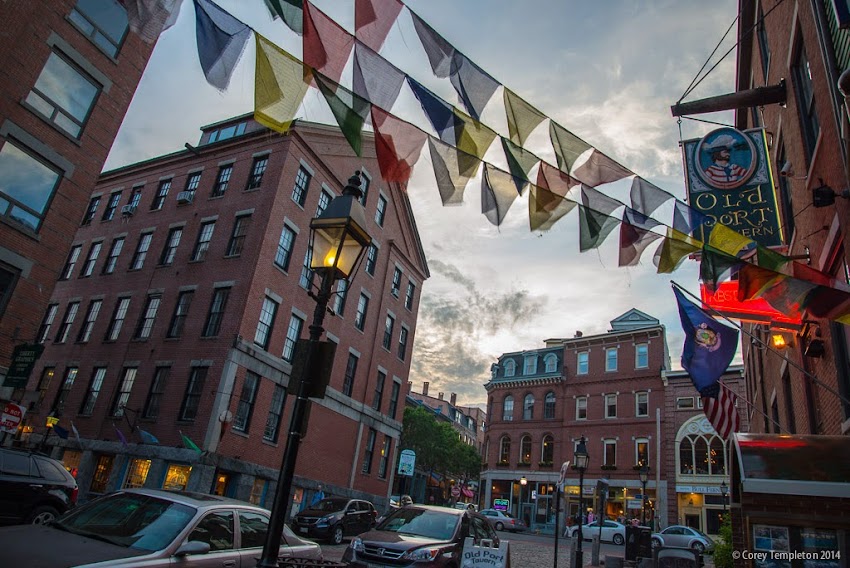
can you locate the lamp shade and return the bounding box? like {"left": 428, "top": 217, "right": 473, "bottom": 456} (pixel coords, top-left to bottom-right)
{"left": 639, "top": 465, "right": 650, "bottom": 483}
{"left": 574, "top": 437, "right": 589, "bottom": 470}
{"left": 720, "top": 480, "right": 728, "bottom": 496}
{"left": 309, "top": 173, "right": 372, "bottom": 279}
{"left": 520, "top": 476, "right": 527, "bottom": 486}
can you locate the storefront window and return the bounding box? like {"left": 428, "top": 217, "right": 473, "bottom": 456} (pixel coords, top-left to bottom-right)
{"left": 61, "top": 450, "right": 82, "bottom": 478}
{"left": 250, "top": 478, "right": 268, "bottom": 506}
{"left": 709, "top": 438, "right": 726, "bottom": 475}
{"left": 213, "top": 472, "right": 229, "bottom": 496}
{"left": 123, "top": 458, "right": 151, "bottom": 488}
{"left": 89, "top": 454, "right": 114, "bottom": 494}
{"left": 163, "top": 464, "right": 192, "bottom": 491}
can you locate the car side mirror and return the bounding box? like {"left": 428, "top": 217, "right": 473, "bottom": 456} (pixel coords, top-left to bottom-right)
{"left": 175, "top": 541, "right": 211, "bottom": 556}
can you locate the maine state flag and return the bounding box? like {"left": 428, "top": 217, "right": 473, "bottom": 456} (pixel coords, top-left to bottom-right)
{"left": 673, "top": 287, "right": 739, "bottom": 394}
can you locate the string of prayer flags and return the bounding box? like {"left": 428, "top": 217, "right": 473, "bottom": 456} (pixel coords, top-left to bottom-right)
{"left": 303, "top": 0, "right": 354, "bottom": 83}
{"left": 354, "top": 0, "right": 403, "bottom": 53}
{"left": 578, "top": 184, "right": 622, "bottom": 252}
{"left": 253, "top": 34, "right": 311, "bottom": 133}
{"left": 500, "top": 137, "right": 539, "bottom": 195}
{"left": 353, "top": 42, "right": 406, "bottom": 110}
{"left": 549, "top": 121, "right": 592, "bottom": 174}
{"left": 482, "top": 164, "right": 522, "bottom": 227}
{"left": 531, "top": 163, "right": 578, "bottom": 232}
{"left": 193, "top": 0, "right": 251, "bottom": 91}
{"left": 619, "top": 208, "right": 663, "bottom": 267}
{"left": 654, "top": 228, "right": 702, "bottom": 274}
{"left": 630, "top": 176, "right": 675, "bottom": 217}
{"left": 572, "top": 149, "right": 634, "bottom": 188}
{"left": 125, "top": 0, "right": 184, "bottom": 43}
{"left": 313, "top": 72, "right": 371, "bottom": 156}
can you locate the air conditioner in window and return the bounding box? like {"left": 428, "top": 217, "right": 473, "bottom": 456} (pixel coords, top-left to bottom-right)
{"left": 176, "top": 191, "right": 194, "bottom": 204}
{"left": 120, "top": 205, "right": 136, "bottom": 216}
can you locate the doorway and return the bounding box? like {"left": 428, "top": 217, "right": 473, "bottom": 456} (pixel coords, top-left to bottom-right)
{"left": 685, "top": 513, "right": 701, "bottom": 531}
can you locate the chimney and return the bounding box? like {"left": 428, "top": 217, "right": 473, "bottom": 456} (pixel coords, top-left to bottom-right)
{"left": 438, "top": 392, "right": 444, "bottom": 400}
{"left": 450, "top": 393, "right": 457, "bottom": 406}
{"left": 423, "top": 381, "right": 429, "bottom": 396}
{"left": 575, "top": 330, "right": 583, "bottom": 338}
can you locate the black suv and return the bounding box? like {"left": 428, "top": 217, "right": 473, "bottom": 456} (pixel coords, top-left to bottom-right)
{"left": 291, "top": 497, "right": 377, "bottom": 544}
{"left": 0, "top": 448, "right": 78, "bottom": 525}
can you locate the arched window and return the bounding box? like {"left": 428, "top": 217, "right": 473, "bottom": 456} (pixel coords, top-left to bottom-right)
{"left": 544, "top": 392, "right": 556, "bottom": 419}
{"left": 520, "top": 435, "right": 532, "bottom": 464}
{"left": 694, "top": 437, "right": 709, "bottom": 474}
{"left": 541, "top": 434, "right": 554, "bottom": 464}
{"left": 503, "top": 396, "right": 514, "bottom": 421}
{"left": 504, "top": 359, "right": 516, "bottom": 377}
{"left": 679, "top": 438, "right": 694, "bottom": 474}
{"left": 523, "top": 394, "right": 534, "bottom": 420}
{"left": 544, "top": 353, "right": 558, "bottom": 373}
{"left": 499, "top": 436, "right": 511, "bottom": 464}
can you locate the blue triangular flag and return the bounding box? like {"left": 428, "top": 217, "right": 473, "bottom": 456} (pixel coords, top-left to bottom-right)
{"left": 52, "top": 424, "right": 69, "bottom": 439}
{"left": 138, "top": 428, "right": 160, "bottom": 445}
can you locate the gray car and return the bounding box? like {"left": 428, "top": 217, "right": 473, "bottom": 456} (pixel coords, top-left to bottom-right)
{"left": 0, "top": 488, "right": 323, "bottom": 567}
{"left": 651, "top": 525, "right": 715, "bottom": 553}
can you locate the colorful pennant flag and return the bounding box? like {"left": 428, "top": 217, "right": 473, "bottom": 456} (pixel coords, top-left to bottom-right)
{"left": 699, "top": 245, "right": 744, "bottom": 292}
{"left": 701, "top": 382, "right": 740, "bottom": 440}
{"left": 504, "top": 89, "right": 546, "bottom": 146}
{"left": 619, "top": 208, "right": 662, "bottom": 267}
{"left": 410, "top": 11, "right": 454, "bottom": 77}
{"left": 253, "top": 34, "right": 311, "bottom": 133}
{"left": 264, "top": 0, "right": 303, "bottom": 34}
{"left": 578, "top": 185, "right": 621, "bottom": 252}
{"left": 71, "top": 422, "right": 83, "bottom": 448}
{"left": 303, "top": 0, "right": 354, "bottom": 83}
{"left": 138, "top": 428, "right": 160, "bottom": 445}
{"left": 549, "top": 121, "right": 591, "bottom": 173}
{"left": 370, "top": 106, "right": 429, "bottom": 183}
{"left": 654, "top": 228, "right": 701, "bottom": 274}
{"left": 630, "top": 176, "right": 675, "bottom": 217}
{"left": 354, "top": 0, "right": 403, "bottom": 52}
{"left": 407, "top": 76, "right": 462, "bottom": 146}
{"left": 572, "top": 149, "right": 634, "bottom": 188}
{"left": 673, "top": 287, "right": 739, "bottom": 395}
{"left": 531, "top": 163, "right": 578, "bottom": 232}
{"left": 313, "top": 72, "right": 370, "bottom": 156}
{"left": 114, "top": 424, "right": 130, "bottom": 448}
{"left": 52, "top": 424, "right": 70, "bottom": 440}
{"left": 500, "top": 137, "right": 539, "bottom": 195}
{"left": 193, "top": 0, "right": 252, "bottom": 91}
{"left": 481, "top": 165, "right": 521, "bottom": 227}
{"left": 353, "top": 42, "right": 406, "bottom": 110}
{"left": 124, "top": 0, "right": 184, "bottom": 43}
{"left": 449, "top": 51, "right": 500, "bottom": 121}
{"left": 428, "top": 138, "right": 479, "bottom": 206}
{"left": 181, "top": 431, "right": 202, "bottom": 453}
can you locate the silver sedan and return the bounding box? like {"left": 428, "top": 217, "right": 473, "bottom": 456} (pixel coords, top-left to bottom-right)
{"left": 0, "top": 488, "right": 323, "bottom": 567}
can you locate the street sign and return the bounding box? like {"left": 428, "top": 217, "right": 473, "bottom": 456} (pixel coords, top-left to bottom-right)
{"left": 0, "top": 402, "right": 26, "bottom": 434}
{"left": 398, "top": 449, "right": 416, "bottom": 476}
{"left": 4, "top": 343, "right": 44, "bottom": 389}
{"left": 627, "top": 499, "right": 643, "bottom": 509}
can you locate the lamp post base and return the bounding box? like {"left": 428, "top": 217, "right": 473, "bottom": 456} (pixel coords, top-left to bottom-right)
{"left": 574, "top": 548, "right": 583, "bottom": 568}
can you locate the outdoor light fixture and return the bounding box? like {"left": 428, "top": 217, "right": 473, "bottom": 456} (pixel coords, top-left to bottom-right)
{"left": 520, "top": 476, "right": 527, "bottom": 486}
{"left": 573, "top": 436, "right": 589, "bottom": 568}
{"left": 812, "top": 183, "right": 850, "bottom": 208}
{"left": 638, "top": 464, "right": 650, "bottom": 526}
{"left": 720, "top": 480, "right": 728, "bottom": 515}
{"left": 258, "top": 172, "right": 372, "bottom": 568}
{"left": 771, "top": 333, "right": 789, "bottom": 350}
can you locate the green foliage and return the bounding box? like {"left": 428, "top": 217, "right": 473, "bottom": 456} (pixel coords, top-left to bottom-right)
{"left": 400, "top": 406, "right": 481, "bottom": 482}
{"left": 714, "top": 514, "right": 733, "bottom": 568}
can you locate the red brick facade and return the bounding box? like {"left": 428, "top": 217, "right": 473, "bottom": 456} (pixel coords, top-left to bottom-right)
{"left": 0, "top": 1, "right": 159, "bottom": 378}
{"left": 20, "top": 117, "right": 427, "bottom": 512}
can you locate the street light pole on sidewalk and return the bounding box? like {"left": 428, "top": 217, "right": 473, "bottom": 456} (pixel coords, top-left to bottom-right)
{"left": 573, "top": 437, "right": 589, "bottom": 568}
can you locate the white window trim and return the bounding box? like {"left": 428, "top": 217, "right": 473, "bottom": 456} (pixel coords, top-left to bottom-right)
{"left": 635, "top": 343, "right": 649, "bottom": 369}
{"left": 576, "top": 396, "right": 587, "bottom": 421}
{"left": 605, "top": 347, "right": 618, "bottom": 372}
{"left": 604, "top": 393, "right": 618, "bottom": 419}
{"left": 635, "top": 391, "right": 649, "bottom": 417}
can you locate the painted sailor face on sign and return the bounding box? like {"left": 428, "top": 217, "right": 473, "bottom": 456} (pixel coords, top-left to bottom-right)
{"left": 695, "top": 127, "right": 757, "bottom": 190}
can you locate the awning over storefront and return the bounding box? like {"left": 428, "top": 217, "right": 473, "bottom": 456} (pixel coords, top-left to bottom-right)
{"left": 733, "top": 433, "right": 850, "bottom": 498}
{"left": 462, "top": 487, "right": 474, "bottom": 498}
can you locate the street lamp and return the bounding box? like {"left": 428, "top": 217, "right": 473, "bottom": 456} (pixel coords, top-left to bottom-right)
{"left": 573, "top": 437, "right": 589, "bottom": 568}
{"left": 720, "top": 480, "right": 728, "bottom": 515}
{"left": 638, "top": 464, "right": 650, "bottom": 527}
{"left": 519, "top": 476, "right": 527, "bottom": 527}
{"left": 258, "top": 172, "right": 372, "bottom": 568}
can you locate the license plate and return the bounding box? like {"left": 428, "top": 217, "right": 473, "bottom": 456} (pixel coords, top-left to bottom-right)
{"left": 299, "top": 527, "right": 308, "bottom": 534}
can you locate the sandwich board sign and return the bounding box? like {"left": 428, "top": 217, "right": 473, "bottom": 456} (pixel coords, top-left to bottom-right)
{"left": 461, "top": 537, "right": 510, "bottom": 568}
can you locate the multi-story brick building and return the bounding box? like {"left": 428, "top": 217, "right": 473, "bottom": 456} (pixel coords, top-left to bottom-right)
{"left": 482, "top": 309, "right": 672, "bottom": 533}
{"left": 661, "top": 367, "right": 747, "bottom": 535}
{"left": 0, "top": 0, "right": 172, "bottom": 392}
{"left": 409, "top": 382, "right": 484, "bottom": 449}
{"left": 734, "top": 1, "right": 850, "bottom": 438}
{"left": 23, "top": 115, "right": 429, "bottom": 514}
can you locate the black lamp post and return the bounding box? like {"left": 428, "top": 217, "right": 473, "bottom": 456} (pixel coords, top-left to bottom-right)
{"left": 638, "top": 464, "right": 650, "bottom": 527}
{"left": 720, "top": 480, "right": 728, "bottom": 515}
{"left": 573, "top": 437, "right": 589, "bottom": 568}
{"left": 257, "top": 172, "right": 372, "bottom": 568}
{"left": 519, "top": 476, "right": 527, "bottom": 526}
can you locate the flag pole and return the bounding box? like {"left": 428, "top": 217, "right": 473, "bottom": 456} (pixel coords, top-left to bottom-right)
{"left": 671, "top": 281, "right": 850, "bottom": 407}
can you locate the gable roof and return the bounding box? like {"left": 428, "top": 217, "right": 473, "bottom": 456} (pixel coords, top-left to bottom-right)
{"left": 610, "top": 308, "right": 659, "bottom": 331}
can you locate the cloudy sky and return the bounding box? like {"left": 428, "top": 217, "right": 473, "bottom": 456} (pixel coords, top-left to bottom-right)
{"left": 106, "top": 0, "right": 740, "bottom": 408}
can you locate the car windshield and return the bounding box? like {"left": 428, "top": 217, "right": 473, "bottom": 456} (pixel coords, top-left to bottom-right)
{"left": 312, "top": 498, "right": 349, "bottom": 512}
{"left": 52, "top": 492, "right": 196, "bottom": 552}
{"left": 377, "top": 508, "right": 459, "bottom": 541}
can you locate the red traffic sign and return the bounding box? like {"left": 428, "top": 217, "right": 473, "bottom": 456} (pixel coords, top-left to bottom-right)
{"left": 451, "top": 486, "right": 461, "bottom": 497}
{"left": 0, "top": 402, "right": 26, "bottom": 434}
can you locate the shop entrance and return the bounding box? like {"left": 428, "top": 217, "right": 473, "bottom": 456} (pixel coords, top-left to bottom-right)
{"left": 685, "top": 513, "right": 701, "bottom": 531}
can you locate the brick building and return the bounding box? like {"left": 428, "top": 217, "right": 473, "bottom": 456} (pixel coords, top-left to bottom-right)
{"left": 734, "top": 0, "right": 850, "bottom": 437}
{"left": 409, "top": 382, "right": 484, "bottom": 449}
{"left": 481, "top": 309, "right": 673, "bottom": 533}
{"left": 0, "top": 0, "right": 171, "bottom": 391}
{"left": 22, "top": 116, "right": 429, "bottom": 514}
{"left": 660, "top": 367, "right": 747, "bottom": 535}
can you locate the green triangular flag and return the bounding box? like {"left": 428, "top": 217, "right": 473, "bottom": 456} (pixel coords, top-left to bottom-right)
{"left": 264, "top": 0, "right": 303, "bottom": 34}
{"left": 578, "top": 205, "right": 619, "bottom": 252}
{"left": 314, "top": 72, "right": 370, "bottom": 157}
{"left": 181, "top": 432, "right": 202, "bottom": 453}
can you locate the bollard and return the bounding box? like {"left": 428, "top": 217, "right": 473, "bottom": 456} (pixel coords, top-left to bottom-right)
{"left": 592, "top": 534, "right": 601, "bottom": 565}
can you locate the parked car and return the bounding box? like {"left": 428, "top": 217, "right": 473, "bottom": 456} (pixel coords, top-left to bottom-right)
{"left": 569, "top": 520, "right": 627, "bottom": 545}
{"left": 290, "top": 497, "right": 377, "bottom": 545}
{"left": 0, "top": 447, "right": 78, "bottom": 525}
{"left": 651, "top": 525, "right": 715, "bottom": 553}
{"left": 479, "top": 509, "right": 526, "bottom": 532}
{"left": 343, "top": 504, "right": 505, "bottom": 567}
{"left": 0, "top": 488, "right": 322, "bottom": 567}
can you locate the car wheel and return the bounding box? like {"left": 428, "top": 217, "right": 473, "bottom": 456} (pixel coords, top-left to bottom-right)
{"left": 692, "top": 542, "right": 706, "bottom": 554}
{"left": 652, "top": 538, "right": 662, "bottom": 550}
{"left": 495, "top": 522, "right": 504, "bottom": 531}
{"left": 331, "top": 524, "right": 344, "bottom": 545}
{"left": 27, "top": 505, "right": 59, "bottom": 525}
{"left": 613, "top": 534, "right": 625, "bottom": 545}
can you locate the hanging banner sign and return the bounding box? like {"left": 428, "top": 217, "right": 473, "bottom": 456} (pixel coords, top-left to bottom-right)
{"left": 700, "top": 281, "right": 803, "bottom": 330}
{"left": 682, "top": 127, "right": 783, "bottom": 248}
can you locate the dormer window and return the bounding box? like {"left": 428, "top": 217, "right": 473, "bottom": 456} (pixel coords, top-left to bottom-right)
{"left": 207, "top": 121, "right": 247, "bottom": 144}
{"left": 544, "top": 353, "right": 558, "bottom": 373}
{"left": 523, "top": 355, "right": 537, "bottom": 375}
{"left": 504, "top": 359, "right": 516, "bottom": 377}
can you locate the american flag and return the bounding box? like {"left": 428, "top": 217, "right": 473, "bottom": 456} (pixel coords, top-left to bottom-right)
{"left": 700, "top": 382, "right": 740, "bottom": 439}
